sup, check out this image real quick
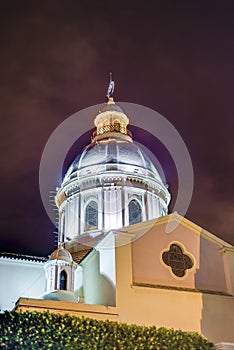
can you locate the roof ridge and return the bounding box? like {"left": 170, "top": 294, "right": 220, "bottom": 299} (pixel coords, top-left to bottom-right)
{"left": 0, "top": 251, "right": 47, "bottom": 262}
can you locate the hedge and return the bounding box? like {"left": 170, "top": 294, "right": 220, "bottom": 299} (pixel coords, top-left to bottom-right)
{"left": 0, "top": 311, "right": 213, "bottom": 349}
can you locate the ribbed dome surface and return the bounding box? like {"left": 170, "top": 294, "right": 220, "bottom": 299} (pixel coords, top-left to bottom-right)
{"left": 50, "top": 244, "right": 73, "bottom": 263}
{"left": 63, "top": 138, "right": 162, "bottom": 183}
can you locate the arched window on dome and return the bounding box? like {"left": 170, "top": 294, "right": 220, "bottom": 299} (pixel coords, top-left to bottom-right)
{"left": 85, "top": 200, "right": 98, "bottom": 231}
{"left": 60, "top": 270, "right": 67, "bottom": 290}
{"left": 113, "top": 119, "right": 120, "bottom": 132}
{"left": 128, "top": 199, "right": 142, "bottom": 225}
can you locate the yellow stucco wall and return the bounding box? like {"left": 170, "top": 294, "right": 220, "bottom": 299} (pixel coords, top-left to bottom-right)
{"left": 16, "top": 239, "right": 234, "bottom": 344}
{"left": 15, "top": 215, "right": 234, "bottom": 344}
{"left": 131, "top": 216, "right": 229, "bottom": 293}
{"left": 115, "top": 241, "right": 234, "bottom": 343}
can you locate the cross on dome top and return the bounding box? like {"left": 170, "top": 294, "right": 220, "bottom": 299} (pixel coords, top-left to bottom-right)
{"left": 92, "top": 74, "right": 131, "bottom": 142}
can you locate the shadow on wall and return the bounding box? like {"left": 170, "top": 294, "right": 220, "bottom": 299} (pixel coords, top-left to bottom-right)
{"left": 81, "top": 250, "right": 116, "bottom": 307}
{"left": 74, "top": 286, "right": 84, "bottom": 302}
{"left": 195, "top": 234, "right": 234, "bottom": 343}
{"left": 200, "top": 293, "right": 234, "bottom": 343}
{"left": 97, "top": 273, "right": 116, "bottom": 307}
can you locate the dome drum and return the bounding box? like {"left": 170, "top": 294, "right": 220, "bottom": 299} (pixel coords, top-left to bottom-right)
{"left": 56, "top": 169, "right": 170, "bottom": 209}
{"left": 56, "top": 181, "right": 169, "bottom": 242}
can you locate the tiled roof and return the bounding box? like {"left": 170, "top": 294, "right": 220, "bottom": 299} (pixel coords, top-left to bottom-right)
{"left": 0, "top": 252, "right": 47, "bottom": 262}
{"left": 71, "top": 245, "right": 93, "bottom": 264}
{"left": 65, "top": 231, "right": 107, "bottom": 264}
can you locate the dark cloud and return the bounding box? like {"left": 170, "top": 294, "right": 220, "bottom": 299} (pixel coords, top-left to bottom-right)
{"left": 1, "top": 0, "right": 234, "bottom": 255}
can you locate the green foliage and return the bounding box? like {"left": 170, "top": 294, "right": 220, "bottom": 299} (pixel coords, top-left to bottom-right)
{"left": 0, "top": 310, "right": 213, "bottom": 349}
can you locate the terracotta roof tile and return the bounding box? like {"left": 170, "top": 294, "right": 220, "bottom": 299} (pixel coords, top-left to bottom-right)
{"left": 71, "top": 246, "right": 93, "bottom": 264}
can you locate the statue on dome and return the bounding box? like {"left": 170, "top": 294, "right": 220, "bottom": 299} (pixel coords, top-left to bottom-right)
{"left": 106, "top": 72, "right": 115, "bottom": 98}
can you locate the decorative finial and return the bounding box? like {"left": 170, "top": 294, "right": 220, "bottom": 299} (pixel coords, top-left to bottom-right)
{"left": 106, "top": 72, "right": 115, "bottom": 99}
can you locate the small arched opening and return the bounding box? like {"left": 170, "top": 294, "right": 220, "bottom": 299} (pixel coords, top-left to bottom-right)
{"left": 60, "top": 270, "right": 67, "bottom": 290}
{"left": 128, "top": 199, "right": 142, "bottom": 225}
{"left": 113, "top": 119, "right": 121, "bottom": 132}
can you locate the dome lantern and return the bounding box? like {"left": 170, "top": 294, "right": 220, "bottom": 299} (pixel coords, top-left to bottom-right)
{"left": 92, "top": 76, "right": 131, "bottom": 142}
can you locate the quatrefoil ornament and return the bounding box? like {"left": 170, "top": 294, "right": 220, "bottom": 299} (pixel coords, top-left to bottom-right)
{"left": 162, "top": 243, "right": 194, "bottom": 278}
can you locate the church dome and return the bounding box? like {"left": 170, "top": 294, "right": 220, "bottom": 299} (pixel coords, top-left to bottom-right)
{"left": 63, "top": 96, "right": 163, "bottom": 185}
{"left": 55, "top": 82, "right": 171, "bottom": 240}
{"left": 63, "top": 138, "right": 162, "bottom": 184}
{"left": 50, "top": 244, "right": 73, "bottom": 263}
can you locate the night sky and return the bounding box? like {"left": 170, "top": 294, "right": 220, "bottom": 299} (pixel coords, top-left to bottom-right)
{"left": 1, "top": 0, "right": 234, "bottom": 256}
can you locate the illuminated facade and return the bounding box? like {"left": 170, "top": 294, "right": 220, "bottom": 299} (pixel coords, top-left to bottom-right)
{"left": 1, "top": 85, "right": 234, "bottom": 347}
{"left": 55, "top": 97, "right": 170, "bottom": 243}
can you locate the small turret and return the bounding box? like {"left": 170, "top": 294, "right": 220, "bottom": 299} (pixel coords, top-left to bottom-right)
{"left": 42, "top": 243, "right": 77, "bottom": 302}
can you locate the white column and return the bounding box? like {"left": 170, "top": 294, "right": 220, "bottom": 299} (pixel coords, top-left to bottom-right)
{"left": 98, "top": 188, "right": 102, "bottom": 230}
{"left": 148, "top": 192, "right": 153, "bottom": 220}
{"left": 104, "top": 189, "right": 110, "bottom": 230}
{"left": 157, "top": 197, "right": 161, "bottom": 217}
{"left": 67, "top": 200, "right": 71, "bottom": 239}
{"left": 142, "top": 192, "right": 146, "bottom": 221}
{"left": 116, "top": 187, "right": 122, "bottom": 228}
{"left": 80, "top": 193, "right": 84, "bottom": 234}
{"left": 64, "top": 202, "right": 69, "bottom": 239}
{"left": 71, "top": 197, "right": 76, "bottom": 238}
{"left": 124, "top": 188, "right": 129, "bottom": 226}
{"left": 110, "top": 187, "right": 116, "bottom": 228}
{"left": 73, "top": 197, "right": 77, "bottom": 238}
